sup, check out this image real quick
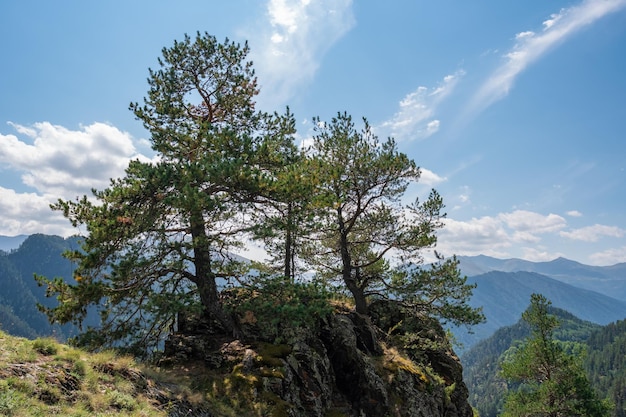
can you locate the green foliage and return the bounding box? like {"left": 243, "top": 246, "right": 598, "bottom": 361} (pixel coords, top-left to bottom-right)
{"left": 462, "top": 305, "right": 605, "bottom": 417}
{"left": 33, "top": 32, "right": 480, "bottom": 356}
{"left": 36, "top": 32, "right": 277, "bottom": 351}
{"left": 303, "top": 112, "right": 482, "bottom": 326}
{"left": 500, "top": 294, "right": 611, "bottom": 417}
{"left": 224, "top": 274, "right": 333, "bottom": 342}
{"left": 32, "top": 337, "right": 59, "bottom": 355}
{"left": 391, "top": 256, "right": 484, "bottom": 327}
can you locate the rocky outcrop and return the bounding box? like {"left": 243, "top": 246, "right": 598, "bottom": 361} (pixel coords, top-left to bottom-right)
{"left": 164, "top": 301, "right": 474, "bottom": 417}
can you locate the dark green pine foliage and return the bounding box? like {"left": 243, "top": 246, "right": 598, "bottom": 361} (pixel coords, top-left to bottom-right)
{"left": 36, "top": 33, "right": 282, "bottom": 353}
{"left": 34, "top": 33, "right": 483, "bottom": 356}
{"left": 305, "top": 112, "right": 483, "bottom": 326}
{"left": 248, "top": 108, "right": 317, "bottom": 281}
{"left": 500, "top": 294, "right": 611, "bottom": 417}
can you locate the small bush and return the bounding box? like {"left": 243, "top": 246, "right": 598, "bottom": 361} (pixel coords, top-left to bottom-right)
{"left": 107, "top": 391, "right": 137, "bottom": 411}
{"left": 225, "top": 275, "right": 333, "bottom": 342}
{"left": 32, "top": 338, "right": 58, "bottom": 356}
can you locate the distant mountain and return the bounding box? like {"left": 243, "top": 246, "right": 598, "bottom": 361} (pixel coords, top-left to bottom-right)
{"left": 0, "top": 234, "right": 28, "bottom": 252}
{"left": 0, "top": 234, "right": 96, "bottom": 339}
{"left": 453, "top": 270, "right": 626, "bottom": 350}
{"left": 458, "top": 255, "right": 626, "bottom": 301}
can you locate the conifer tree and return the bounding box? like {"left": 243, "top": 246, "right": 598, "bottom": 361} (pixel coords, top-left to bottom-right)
{"left": 501, "top": 293, "right": 611, "bottom": 417}
{"left": 37, "top": 33, "right": 278, "bottom": 352}
{"left": 305, "top": 112, "right": 482, "bottom": 326}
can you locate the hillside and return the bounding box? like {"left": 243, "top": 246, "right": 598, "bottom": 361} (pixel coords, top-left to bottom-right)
{"left": 452, "top": 270, "right": 626, "bottom": 349}
{"left": 0, "top": 234, "right": 93, "bottom": 339}
{"left": 0, "top": 329, "right": 214, "bottom": 416}
{"left": 0, "top": 300, "right": 476, "bottom": 417}
{"left": 461, "top": 308, "right": 626, "bottom": 417}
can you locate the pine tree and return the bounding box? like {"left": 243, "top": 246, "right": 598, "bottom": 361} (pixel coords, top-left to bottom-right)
{"left": 304, "top": 112, "right": 482, "bottom": 326}
{"left": 36, "top": 33, "right": 279, "bottom": 352}
{"left": 500, "top": 293, "right": 611, "bottom": 417}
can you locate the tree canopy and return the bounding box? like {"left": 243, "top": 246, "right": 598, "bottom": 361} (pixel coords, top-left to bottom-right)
{"left": 37, "top": 32, "right": 482, "bottom": 354}
{"left": 500, "top": 293, "right": 611, "bottom": 417}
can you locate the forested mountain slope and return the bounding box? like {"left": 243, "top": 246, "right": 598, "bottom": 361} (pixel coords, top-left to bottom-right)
{"left": 452, "top": 270, "right": 626, "bottom": 349}
{"left": 462, "top": 308, "right": 626, "bottom": 417}
{"left": 0, "top": 234, "right": 89, "bottom": 339}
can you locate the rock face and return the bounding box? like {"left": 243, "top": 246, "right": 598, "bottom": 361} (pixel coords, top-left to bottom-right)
{"left": 164, "top": 301, "right": 474, "bottom": 417}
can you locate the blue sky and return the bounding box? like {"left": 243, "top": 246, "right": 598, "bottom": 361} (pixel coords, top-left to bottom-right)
{"left": 1, "top": 0, "right": 625, "bottom": 265}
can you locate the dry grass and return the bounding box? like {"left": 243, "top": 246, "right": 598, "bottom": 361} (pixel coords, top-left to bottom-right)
{"left": 0, "top": 331, "right": 166, "bottom": 417}
{"left": 0, "top": 330, "right": 300, "bottom": 416}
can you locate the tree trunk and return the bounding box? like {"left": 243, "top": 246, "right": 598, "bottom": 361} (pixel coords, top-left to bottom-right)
{"left": 337, "top": 209, "right": 368, "bottom": 315}
{"left": 189, "top": 209, "right": 233, "bottom": 333}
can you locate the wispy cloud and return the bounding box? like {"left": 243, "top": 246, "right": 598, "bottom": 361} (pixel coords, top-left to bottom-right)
{"left": 468, "top": 0, "right": 626, "bottom": 115}
{"left": 560, "top": 224, "right": 625, "bottom": 241}
{"left": 378, "top": 71, "right": 464, "bottom": 141}
{"left": 248, "top": 0, "right": 355, "bottom": 109}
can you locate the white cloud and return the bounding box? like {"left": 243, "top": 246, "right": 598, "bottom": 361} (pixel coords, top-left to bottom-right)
{"left": 439, "top": 216, "right": 512, "bottom": 257}
{"left": 560, "top": 224, "right": 625, "bottom": 242}
{"left": 249, "top": 0, "right": 355, "bottom": 109}
{"left": 419, "top": 167, "right": 447, "bottom": 186}
{"left": 566, "top": 210, "right": 583, "bottom": 217}
{"left": 0, "top": 122, "right": 150, "bottom": 199}
{"left": 589, "top": 246, "right": 626, "bottom": 265}
{"left": 437, "top": 210, "right": 568, "bottom": 258}
{"left": 522, "top": 247, "right": 564, "bottom": 262}
{"left": 468, "top": 0, "right": 626, "bottom": 115}
{"left": 498, "top": 210, "right": 567, "bottom": 234}
{"left": 0, "top": 122, "right": 154, "bottom": 236}
{"left": 379, "top": 71, "right": 464, "bottom": 141}
{"left": 0, "top": 186, "right": 74, "bottom": 236}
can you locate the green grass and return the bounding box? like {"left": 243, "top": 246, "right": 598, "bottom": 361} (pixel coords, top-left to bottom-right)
{"left": 0, "top": 330, "right": 302, "bottom": 416}
{"left": 0, "top": 331, "right": 165, "bottom": 416}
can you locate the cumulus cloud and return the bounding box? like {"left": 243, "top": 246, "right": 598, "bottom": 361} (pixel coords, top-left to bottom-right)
{"left": 566, "top": 210, "right": 583, "bottom": 217}
{"left": 439, "top": 216, "right": 512, "bottom": 257}
{"left": 0, "top": 122, "right": 150, "bottom": 199}
{"left": 379, "top": 71, "right": 464, "bottom": 141}
{"left": 499, "top": 210, "right": 567, "bottom": 234}
{"left": 468, "top": 0, "right": 626, "bottom": 115}
{"left": 0, "top": 122, "right": 152, "bottom": 236}
{"left": 0, "top": 186, "right": 74, "bottom": 236}
{"left": 437, "top": 210, "right": 568, "bottom": 257}
{"left": 249, "top": 0, "right": 355, "bottom": 108}
{"left": 560, "top": 224, "right": 625, "bottom": 242}
{"left": 419, "top": 167, "right": 447, "bottom": 186}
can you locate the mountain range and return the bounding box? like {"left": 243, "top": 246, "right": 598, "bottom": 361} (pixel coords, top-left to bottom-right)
{"left": 458, "top": 255, "right": 626, "bottom": 301}
{"left": 452, "top": 255, "right": 626, "bottom": 350}
{"left": 0, "top": 234, "right": 96, "bottom": 339}
{"left": 1, "top": 235, "right": 625, "bottom": 353}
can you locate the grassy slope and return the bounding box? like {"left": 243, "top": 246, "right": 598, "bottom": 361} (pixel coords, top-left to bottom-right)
{"left": 0, "top": 330, "right": 169, "bottom": 416}
{"left": 0, "top": 330, "right": 253, "bottom": 417}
